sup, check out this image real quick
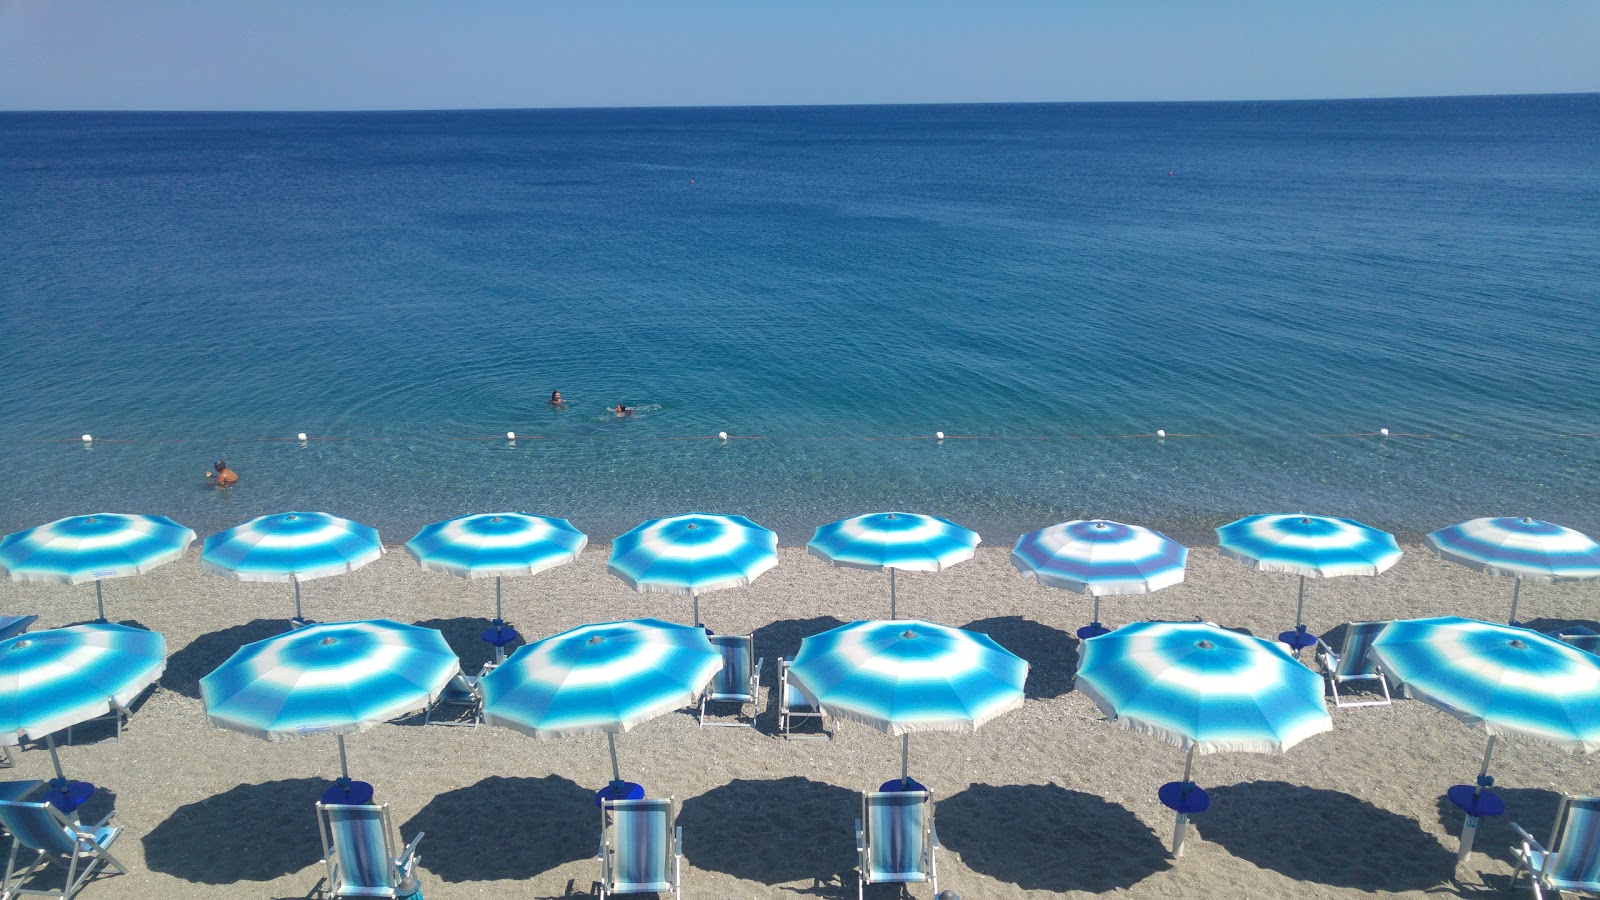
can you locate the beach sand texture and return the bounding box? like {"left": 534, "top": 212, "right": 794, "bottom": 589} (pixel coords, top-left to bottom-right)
{"left": 5, "top": 544, "right": 1599, "bottom": 899}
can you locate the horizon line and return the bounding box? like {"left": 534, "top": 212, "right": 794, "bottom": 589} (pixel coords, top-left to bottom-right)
{"left": 4, "top": 90, "right": 1596, "bottom": 115}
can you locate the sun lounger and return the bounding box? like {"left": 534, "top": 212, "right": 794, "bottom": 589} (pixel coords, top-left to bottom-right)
{"left": 1512, "top": 793, "right": 1600, "bottom": 899}
{"left": 315, "top": 802, "right": 424, "bottom": 899}
{"left": 1314, "top": 621, "right": 1393, "bottom": 707}
{"left": 0, "top": 617, "right": 36, "bottom": 642}
{"left": 596, "top": 797, "right": 681, "bottom": 899}
{"left": 699, "top": 634, "right": 763, "bottom": 727}
{"left": 0, "top": 800, "right": 125, "bottom": 899}
{"left": 856, "top": 789, "right": 939, "bottom": 899}
{"left": 777, "top": 657, "right": 828, "bottom": 739}
{"left": 424, "top": 664, "right": 489, "bottom": 727}
{"left": 1556, "top": 626, "right": 1600, "bottom": 657}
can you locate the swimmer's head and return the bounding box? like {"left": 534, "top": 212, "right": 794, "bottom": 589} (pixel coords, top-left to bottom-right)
{"left": 551, "top": 391, "right": 561, "bottom": 402}
{"left": 215, "top": 460, "right": 227, "bottom": 471}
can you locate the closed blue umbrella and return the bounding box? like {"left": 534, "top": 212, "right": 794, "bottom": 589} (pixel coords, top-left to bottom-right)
{"left": 480, "top": 618, "right": 721, "bottom": 792}
{"left": 0, "top": 514, "right": 196, "bottom": 622}
{"left": 0, "top": 623, "right": 166, "bottom": 789}
{"left": 1426, "top": 518, "right": 1600, "bottom": 625}
{"left": 200, "top": 619, "right": 458, "bottom": 783}
{"left": 405, "top": 512, "right": 587, "bottom": 656}
{"left": 608, "top": 513, "right": 778, "bottom": 627}
{"left": 1012, "top": 519, "right": 1187, "bottom": 638}
{"left": 1076, "top": 621, "right": 1333, "bottom": 855}
{"left": 808, "top": 512, "right": 979, "bottom": 619}
{"left": 1370, "top": 617, "right": 1600, "bottom": 859}
{"left": 1217, "top": 513, "right": 1402, "bottom": 650}
{"left": 787, "top": 619, "right": 1027, "bottom": 788}
{"left": 202, "top": 512, "right": 383, "bottom": 625}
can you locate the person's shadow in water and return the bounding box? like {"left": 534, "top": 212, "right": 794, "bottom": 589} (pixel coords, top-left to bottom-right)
{"left": 1194, "top": 781, "right": 1457, "bottom": 891}
{"left": 678, "top": 777, "right": 858, "bottom": 889}
{"left": 936, "top": 782, "right": 1170, "bottom": 893}
{"left": 161, "top": 619, "right": 290, "bottom": 699}
{"left": 400, "top": 775, "right": 595, "bottom": 882}
{"left": 960, "top": 617, "right": 1078, "bottom": 699}
{"left": 143, "top": 779, "right": 325, "bottom": 883}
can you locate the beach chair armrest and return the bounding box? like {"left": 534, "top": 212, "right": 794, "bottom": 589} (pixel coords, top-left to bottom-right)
{"left": 1314, "top": 638, "right": 1336, "bottom": 669}
{"left": 1511, "top": 822, "right": 1546, "bottom": 858}
{"left": 855, "top": 817, "right": 864, "bottom": 852}
{"left": 87, "top": 808, "right": 117, "bottom": 829}
{"left": 674, "top": 825, "right": 683, "bottom": 858}
{"left": 398, "top": 830, "right": 424, "bottom": 867}
{"left": 930, "top": 819, "right": 939, "bottom": 849}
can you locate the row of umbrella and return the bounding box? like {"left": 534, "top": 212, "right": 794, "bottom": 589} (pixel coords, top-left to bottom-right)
{"left": 3, "top": 511, "right": 1597, "bottom": 646}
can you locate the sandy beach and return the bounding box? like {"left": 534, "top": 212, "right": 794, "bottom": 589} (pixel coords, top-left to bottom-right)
{"left": 6, "top": 542, "right": 1600, "bottom": 900}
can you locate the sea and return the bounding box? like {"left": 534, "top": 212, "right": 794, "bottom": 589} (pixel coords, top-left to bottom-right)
{"left": 2, "top": 95, "right": 1597, "bottom": 546}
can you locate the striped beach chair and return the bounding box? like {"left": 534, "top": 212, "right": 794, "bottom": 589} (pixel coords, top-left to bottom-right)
{"left": 699, "top": 634, "right": 763, "bottom": 727}
{"left": 855, "top": 789, "right": 939, "bottom": 900}
{"left": 1513, "top": 794, "right": 1600, "bottom": 899}
{"left": 315, "top": 802, "right": 424, "bottom": 899}
{"left": 597, "top": 797, "right": 681, "bottom": 899}
{"left": 0, "top": 800, "right": 125, "bottom": 899}
{"left": 425, "top": 663, "right": 492, "bottom": 727}
{"left": 1314, "top": 621, "right": 1393, "bottom": 707}
{"left": 777, "top": 657, "right": 828, "bottom": 739}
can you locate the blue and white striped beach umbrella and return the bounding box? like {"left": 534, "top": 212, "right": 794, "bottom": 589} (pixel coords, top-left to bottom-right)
{"left": 788, "top": 619, "right": 1028, "bottom": 785}
{"left": 0, "top": 514, "right": 196, "bottom": 621}
{"left": 1217, "top": 513, "right": 1402, "bottom": 648}
{"left": 1370, "top": 616, "right": 1600, "bottom": 858}
{"left": 1076, "top": 621, "right": 1333, "bottom": 855}
{"left": 608, "top": 514, "right": 778, "bottom": 626}
{"left": 1426, "top": 518, "right": 1600, "bottom": 624}
{"left": 202, "top": 512, "right": 384, "bottom": 625}
{"left": 405, "top": 512, "right": 587, "bottom": 640}
{"left": 1012, "top": 519, "right": 1187, "bottom": 638}
{"left": 808, "top": 512, "right": 980, "bottom": 619}
{"left": 480, "top": 618, "right": 721, "bottom": 785}
{"left": 200, "top": 619, "right": 458, "bottom": 780}
{"left": 0, "top": 623, "right": 166, "bottom": 782}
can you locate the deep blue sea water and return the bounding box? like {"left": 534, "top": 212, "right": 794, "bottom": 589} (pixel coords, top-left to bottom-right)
{"left": 2, "top": 96, "right": 1598, "bottom": 545}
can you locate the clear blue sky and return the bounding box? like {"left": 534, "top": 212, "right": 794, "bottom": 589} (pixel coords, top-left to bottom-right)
{"left": 3, "top": 0, "right": 1596, "bottom": 111}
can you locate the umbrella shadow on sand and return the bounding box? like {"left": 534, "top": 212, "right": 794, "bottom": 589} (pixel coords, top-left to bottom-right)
{"left": 143, "top": 779, "right": 324, "bottom": 883}
{"left": 960, "top": 617, "right": 1077, "bottom": 700}
{"left": 752, "top": 617, "right": 850, "bottom": 682}
{"left": 937, "top": 783, "right": 1169, "bottom": 893}
{"left": 679, "top": 777, "right": 858, "bottom": 889}
{"left": 1433, "top": 785, "right": 1564, "bottom": 869}
{"left": 1521, "top": 617, "right": 1600, "bottom": 638}
{"left": 400, "top": 775, "right": 595, "bottom": 882}
{"left": 1194, "top": 781, "right": 1456, "bottom": 891}
{"left": 162, "top": 619, "right": 294, "bottom": 699}
{"left": 413, "top": 616, "right": 516, "bottom": 674}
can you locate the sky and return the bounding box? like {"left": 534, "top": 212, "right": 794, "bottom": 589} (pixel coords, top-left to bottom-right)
{"left": 2, "top": 0, "right": 1596, "bottom": 111}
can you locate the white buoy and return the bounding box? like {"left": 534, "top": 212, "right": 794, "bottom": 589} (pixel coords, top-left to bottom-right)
{"left": 1379, "top": 428, "right": 1390, "bottom": 437}
{"left": 297, "top": 432, "right": 308, "bottom": 442}
{"left": 506, "top": 431, "right": 516, "bottom": 440}
{"left": 935, "top": 431, "right": 945, "bottom": 441}
{"left": 81, "top": 434, "right": 92, "bottom": 443}
{"left": 1156, "top": 429, "right": 1167, "bottom": 438}
{"left": 718, "top": 431, "right": 728, "bottom": 441}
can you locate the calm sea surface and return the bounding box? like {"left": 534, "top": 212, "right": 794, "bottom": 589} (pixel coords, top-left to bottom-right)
{"left": 2, "top": 96, "right": 1597, "bottom": 545}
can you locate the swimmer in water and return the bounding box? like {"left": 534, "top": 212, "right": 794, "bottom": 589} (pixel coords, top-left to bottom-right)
{"left": 614, "top": 404, "right": 631, "bottom": 417}
{"left": 550, "top": 390, "right": 568, "bottom": 408}
{"left": 206, "top": 460, "right": 239, "bottom": 488}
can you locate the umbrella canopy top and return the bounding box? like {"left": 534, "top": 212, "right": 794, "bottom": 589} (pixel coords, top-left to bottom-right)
{"left": 1217, "top": 513, "right": 1401, "bottom": 578}
{"left": 202, "top": 512, "right": 383, "bottom": 583}
{"left": 788, "top": 619, "right": 1028, "bottom": 735}
{"left": 0, "top": 514, "right": 196, "bottom": 585}
{"left": 1012, "top": 519, "right": 1188, "bottom": 596}
{"left": 1370, "top": 616, "right": 1600, "bottom": 751}
{"left": 1425, "top": 518, "right": 1600, "bottom": 582}
{"left": 480, "top": 618, "right": 722, "bottom": 739}
{"left": 199, "top": 619, "right": 458, "bottom": 741}
{"left": 608, "top": 513, "right": 778, "bottom": 596}
{"left": 1076, "top": 621, "right": 1332, "bottom": 754}
{"left": 807, "top": 512, "right": 980, "bottom": 573}
{"left": 0, "top": 623, "right": 167, "bottom": 745}
{"left": 405, "top": 512, "right": 587, "bottom": 580}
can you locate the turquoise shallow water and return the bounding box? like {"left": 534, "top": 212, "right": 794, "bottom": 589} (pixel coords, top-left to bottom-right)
{"left": 2, "top": 96, "right": 1597, "bottom": 544}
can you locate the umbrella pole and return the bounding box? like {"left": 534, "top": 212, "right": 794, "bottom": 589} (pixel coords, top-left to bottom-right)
{"left": 1294, "top": 575, "right": 1306, "bottom": 629}
{"left": 1457, "top": 735, "right": 1498, "bottom": 861}
{"left": 890, "top": 569, "right": 897, "bottom": 620}
{"left": 293, "top": 576, "right": 304, "bottom": 624}
{"left": 337, "top": 734, "right": 350, "bottom": 784}
{"left": 495, "top": 575, "right": 504, "bottom": 624}
{"left": 692, "top": 591, "right": 700, "bottom": 627}
{"left": 607, "top": 733, "right": 623, "bottom": 786}
{"left": 45, "top": 733, "right": 66, "bottom": 784}
{"left": 1173, "top": 745, "right": 1196, "bottom": 857}
{"left": 93, "top": 581, "right": 106, "bottom": 623}
{"left": 1092, "top": 594, "right": 1102, "bottom": 630}
{"left": 901, "top": 734, "right": 911, "bottom": 786}
{"left": 1508, "top": 577, "right": 1522, "bottom": 626}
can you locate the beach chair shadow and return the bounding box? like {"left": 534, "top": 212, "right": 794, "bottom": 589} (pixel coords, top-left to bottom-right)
{"left": 400, "top": 775, "right": 593, "bottom": 882}
{"left": 413, "top": 616, "right": 512, "bottom": 675}
{"left": 936, "top": 783, "right": 1169, "bottom": 892}
{"left": 1195, "top": 781, "right": 1456, "bottom": 890}
{"left": 678, "top": 776, "right": 857, "bottom": 887}
{"left": 142, "top": 779, "right": 325, "bottom": 883}
{"left": 161, "top": 619, "right": 294, "bottom": 699}
{"left": 960, "top": 617, "right": 1077, "bottom": 700}
{"left": 1434, "top": 786, "right": 1563, "bottom": 869}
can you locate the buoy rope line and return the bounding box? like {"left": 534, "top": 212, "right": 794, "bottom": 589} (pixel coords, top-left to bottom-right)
{"left": 38, "top": 430, "right": 1600, "bottom": 445}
